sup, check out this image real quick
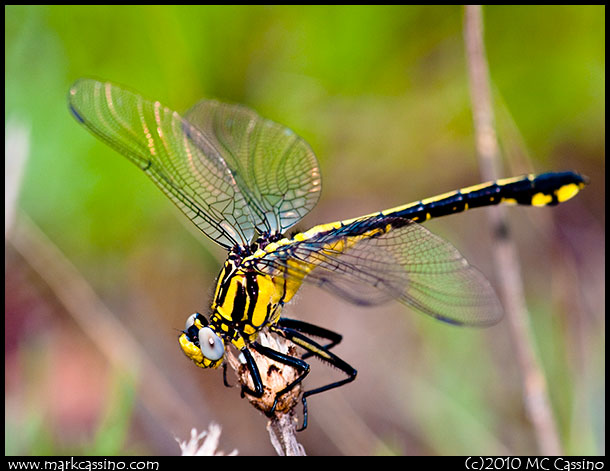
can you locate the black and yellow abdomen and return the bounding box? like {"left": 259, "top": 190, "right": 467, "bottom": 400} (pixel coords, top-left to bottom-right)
{"left": 253, "top": 171, "right": 588, "bottom": 258}
{"left": 380, "top": 171, "right": 588, "bottom": 223}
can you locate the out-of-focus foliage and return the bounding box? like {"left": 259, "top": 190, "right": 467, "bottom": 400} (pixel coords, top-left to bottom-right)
{"left": 5, "top": 5, "right": 604, "bottom": 456}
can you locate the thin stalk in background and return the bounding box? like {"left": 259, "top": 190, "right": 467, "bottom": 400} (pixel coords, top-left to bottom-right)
{"left": 463, "top": 5, "right": 562, "bottom": 455}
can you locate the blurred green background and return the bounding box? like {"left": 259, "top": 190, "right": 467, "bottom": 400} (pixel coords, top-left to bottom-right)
{"left": 5, "top": 5, "right": 604, "bottom": 456}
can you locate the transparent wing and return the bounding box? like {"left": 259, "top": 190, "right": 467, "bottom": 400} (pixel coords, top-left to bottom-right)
{"left": 254, "top": 216, "right": 503, "bottom": 326}
{"left": 68, "top": 79, "right": 321, "bottom": 248}
{"left": 184, "top": 100, "right": 321, "bottom": 234}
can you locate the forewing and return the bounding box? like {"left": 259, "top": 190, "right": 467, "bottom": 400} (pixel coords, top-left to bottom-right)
{"left": 254, "top": 217, "right": 503, "bottom": 326}
{"left": 70, "top": 79, "right": 270, "bottom": 248}
{"left": 184, "top": 100, "right": 321, "bottom": 234}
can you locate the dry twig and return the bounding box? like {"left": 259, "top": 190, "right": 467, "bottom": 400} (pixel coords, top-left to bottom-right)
{"left": 226, "top": 332, "right": 307, "bottom": 456}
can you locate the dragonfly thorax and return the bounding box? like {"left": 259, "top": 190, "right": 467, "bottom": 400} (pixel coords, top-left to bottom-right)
{"left": 179, "top": 255, "right": 287, "bottom": 369}
{"left": 211, "top": 259, "right": 285, "bottom": 339}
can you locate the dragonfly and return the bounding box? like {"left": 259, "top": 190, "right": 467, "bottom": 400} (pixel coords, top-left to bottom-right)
{"left": 68, "top": 79, "right": 588, "bottom": 430}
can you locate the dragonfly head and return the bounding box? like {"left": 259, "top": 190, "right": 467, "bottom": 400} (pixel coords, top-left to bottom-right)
{"left": 179, "top": 312, "right": 225, "bottom": 369}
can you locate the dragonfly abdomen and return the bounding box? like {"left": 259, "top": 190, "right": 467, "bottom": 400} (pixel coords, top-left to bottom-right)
{"left": 382, "top": 171, "right": 587, "bottom": 223}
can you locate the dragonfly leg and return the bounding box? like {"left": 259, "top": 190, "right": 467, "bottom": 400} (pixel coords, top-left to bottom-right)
{"left": 270, "top": 323, "right": 357, "bottom": 431}
{"left": 222, "top": 362, "right": 233, "bottom": 388}
{"left": 277, "top": 317, "right": 343, "bottom": 359}
{"left": 239, "top": 346, "right": 265, "bottom": 399}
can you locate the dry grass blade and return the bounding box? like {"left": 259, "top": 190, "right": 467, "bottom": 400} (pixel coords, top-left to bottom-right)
{"left": 177, "top": 424, "right": 238, "bottom": 456}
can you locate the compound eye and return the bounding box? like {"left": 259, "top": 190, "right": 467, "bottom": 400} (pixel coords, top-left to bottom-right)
{"left": 185, "top": 313, "right": 198, "bottom": 331}
{"left": 185, "top": 312, "right": 208, "bottom": 331}
{"left": 198, "top": 327, "right": 225, "bottom": 361}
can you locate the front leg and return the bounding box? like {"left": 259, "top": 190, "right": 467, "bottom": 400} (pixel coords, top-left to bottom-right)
{"left": 239, "top": 346, "right": 265, "bottom": 398}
